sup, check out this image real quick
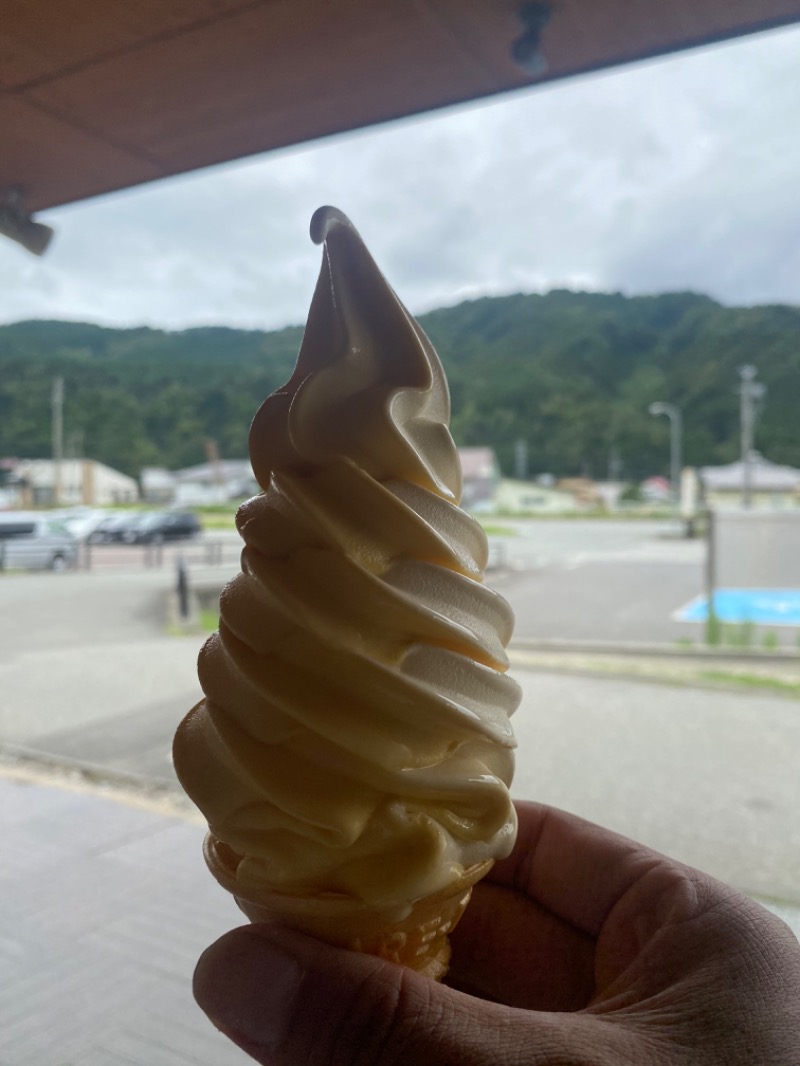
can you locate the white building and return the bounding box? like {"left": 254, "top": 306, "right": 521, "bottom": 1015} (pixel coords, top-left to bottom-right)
{"left": 141, "top": 459, "right": 261, "bottom": 506}
{"left": 493, "top": 478, "right": 579, "bottom": 514}
{"left": 458, "top": 448, "right": 501, "bottom": 512}
{"left": 700, "top": 455, "right": 800, "bottom": 510}
{"left": 173, "top": 459, "right": 259, "bottom": 506}
{"left": 140, "top": 466, "right": 179, "bottom": 504}
{"left": 11, "top": 458, "right": 138, "bottom": 506}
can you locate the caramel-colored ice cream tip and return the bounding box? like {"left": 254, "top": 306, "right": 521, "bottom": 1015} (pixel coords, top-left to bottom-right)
{"left": 173, "top": 206, "right": 520, "bottom": 929}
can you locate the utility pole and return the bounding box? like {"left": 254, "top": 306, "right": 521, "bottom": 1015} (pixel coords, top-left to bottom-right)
{"left": 607, "top": 446, "right": 623, "bottom": 482}
{"left": 51, "top": 376, "right": 64, "bottom": 506}
{"left": 204, "top": 438, "right": 226, "bottom": 500}
{"left": 514, "top": 438, "right": 528, "bottom": 481}
{"left": 738, "top": 366, "right": 765, "bottom": 509}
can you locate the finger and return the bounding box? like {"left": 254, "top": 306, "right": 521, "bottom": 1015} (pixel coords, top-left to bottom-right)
{"left": 493, "top": 803, "right": 734, "bottom": 997}
{"left": 488, "top": 801, "right": 667, "bottom": 938}
{"left": 447, "top": 880, "right": 595, "bottom": 1011}
{"left": 194, "top": 922, "right": 498, "bottom": 1066}
{"left": 193, "top": 922, "right": 609, "bottom": 1066}
{"left": 594, "top": 863, "right": 800, "bottom": 1004}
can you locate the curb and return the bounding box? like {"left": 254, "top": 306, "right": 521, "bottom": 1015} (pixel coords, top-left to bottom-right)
{"left": 0, "top": 742, "right": 195, "bottom": 816}
{"left": 509, "top": 638, "right": 800, "bottom": 664}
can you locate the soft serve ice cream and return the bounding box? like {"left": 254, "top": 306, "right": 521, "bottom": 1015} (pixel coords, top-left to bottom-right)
{"left": 173, "top": 206, "right": 520, "bottom": 975}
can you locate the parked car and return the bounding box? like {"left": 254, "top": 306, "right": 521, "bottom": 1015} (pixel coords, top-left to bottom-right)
{"left": 57, "top": 507, "right": 107, "bottom": 541}
{"left": 121, "top": 511, "right": 201, "bottom": 545}
{"left": 86, "top": 512, "right": 141, "bottom": 544}
{"left": 0, "top": 512, "right": 78, "bottom": 571}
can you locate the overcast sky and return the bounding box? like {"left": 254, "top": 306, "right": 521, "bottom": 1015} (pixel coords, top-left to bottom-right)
{"left": 2, "top": 22, "right": 800, "bottom": 332}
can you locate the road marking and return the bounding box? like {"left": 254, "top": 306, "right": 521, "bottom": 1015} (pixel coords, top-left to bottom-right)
{"left": 676, "top": 588, "right": 800, "bottom": 626}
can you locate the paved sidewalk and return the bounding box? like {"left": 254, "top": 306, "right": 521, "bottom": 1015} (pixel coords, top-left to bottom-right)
{"left": 3, "top": 763, "right": 799, "bottom": 1066}
{"left": 0, "top": 771, "right": 246, "bottom": 1066}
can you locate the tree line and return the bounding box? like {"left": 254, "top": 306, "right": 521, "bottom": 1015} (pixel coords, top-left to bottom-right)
{"left": 1, "top": 289, "right": 798, "bottom": 483}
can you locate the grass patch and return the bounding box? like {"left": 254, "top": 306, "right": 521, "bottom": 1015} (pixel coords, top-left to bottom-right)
{"left": 198, "top": 512, "right": 237, "bottom": 530}
{"left": 698, "top": 671, "right": 800, "bottom": 698}
{"left": 200, "top": 608, "right": 219, "bottom": 632}
{"left": 478, "top": 523, "right": 518, "bottom": 536}
{"left": 479, "top": 509, "right": 677, "bottom": 521}
{"left": 196, "top": 503, "right": 241, "bottom": 514}
{"left": 706, "top": 618, "right": 760, "bottom": 649}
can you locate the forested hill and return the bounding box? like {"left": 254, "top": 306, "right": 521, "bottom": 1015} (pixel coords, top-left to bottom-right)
{"left": 1, "top": 290, "right": 798, "bottom": 482}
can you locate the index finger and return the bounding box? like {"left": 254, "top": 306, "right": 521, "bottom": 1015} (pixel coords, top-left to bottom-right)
{"left": 489, "top": 801, "right": 677, "bottom": 938}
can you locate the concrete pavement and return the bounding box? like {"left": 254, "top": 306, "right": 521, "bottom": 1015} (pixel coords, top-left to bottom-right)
{"left": 1, "top": 636, "right": 201, "bottom": 786}
{"left": 510, "top": 669, "right": 800, "bottom": 906}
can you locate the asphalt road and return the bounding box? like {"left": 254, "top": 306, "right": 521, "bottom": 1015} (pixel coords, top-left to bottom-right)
{"left": 491, "top": 519, "right": 800, "bottom": 648}
{"left": 496, "top": 560, "right": 704, "bottom": 644}
{"left": 493, "top": 519, "right": 706, "bottom": 645}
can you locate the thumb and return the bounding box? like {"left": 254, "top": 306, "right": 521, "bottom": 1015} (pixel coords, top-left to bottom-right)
{"left": 193, "top": 922, "right": 538, "bottom": 1066}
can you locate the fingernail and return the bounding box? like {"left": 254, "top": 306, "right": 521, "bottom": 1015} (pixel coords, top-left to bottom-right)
{"left": 194, "top": 928, "right": 303, "bottom": 1051}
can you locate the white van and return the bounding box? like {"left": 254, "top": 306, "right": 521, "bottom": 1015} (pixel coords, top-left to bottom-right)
{"left": 0, "top": 512, "right": 78, "bottom": 572}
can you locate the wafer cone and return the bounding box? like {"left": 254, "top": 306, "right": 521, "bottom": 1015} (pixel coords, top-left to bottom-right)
{"left": 204, "top": 834, "right": 491, "bottom": 981}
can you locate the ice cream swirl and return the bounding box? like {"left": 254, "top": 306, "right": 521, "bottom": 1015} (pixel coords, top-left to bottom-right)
{"left": 174, "top": 207, "right": 520, "bottom": 915}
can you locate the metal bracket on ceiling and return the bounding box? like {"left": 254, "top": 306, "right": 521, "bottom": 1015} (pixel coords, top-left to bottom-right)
{"left": 0, "top": 187, "right": 54, "bottom": 256}
{"left": 512, "top": 2, "right": 554, "bottom": 77}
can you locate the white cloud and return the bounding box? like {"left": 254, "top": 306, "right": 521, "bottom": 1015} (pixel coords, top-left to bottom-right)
{"left": 1, "top": 22, "right": 799, "bottom": 329}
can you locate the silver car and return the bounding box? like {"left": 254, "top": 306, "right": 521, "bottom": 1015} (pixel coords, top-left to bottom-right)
{"left": 0, "top": 512, "right": 78, "bottom": 572}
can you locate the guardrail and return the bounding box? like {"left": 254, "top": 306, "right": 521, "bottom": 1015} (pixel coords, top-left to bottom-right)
{"left": 3, "top": 534, "right": 511, "bottom": 574}
{"left": 74, "top": 536, "right": 242, "bottom": 571}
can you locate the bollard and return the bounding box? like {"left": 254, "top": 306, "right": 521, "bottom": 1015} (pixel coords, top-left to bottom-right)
{"left": 704, "top": 508, "right": 718, "bottom": 646}
{"left": 177, "top": 555, "right": 190, "bottom": 620}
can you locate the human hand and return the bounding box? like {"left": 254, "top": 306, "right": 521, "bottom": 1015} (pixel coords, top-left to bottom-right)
{"left": 193, "top": 802, "right": 800, "bottom": 1064}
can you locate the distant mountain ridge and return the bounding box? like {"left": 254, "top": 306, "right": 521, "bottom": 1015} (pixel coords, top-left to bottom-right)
{"left": 1, "top": 290, "right": 798, "bottom": 481}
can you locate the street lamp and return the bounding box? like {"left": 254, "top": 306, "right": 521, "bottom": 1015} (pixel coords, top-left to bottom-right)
{"left": 648, "top": 401, "right": 682, "bottom": 508}
{"left": 738, "top": 366, "right": 766, "bottom": 509}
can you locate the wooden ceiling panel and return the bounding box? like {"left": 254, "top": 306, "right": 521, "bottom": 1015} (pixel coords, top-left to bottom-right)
{"left": 0, "top": 96, "right": 161, "bottom": 209}
{"left": 25, "top": 0, "right": 504, "bottom": 172}
{"left": 1, "top": 0, "right": 799, "bottom": 214}
{"left": 0, "top": 0, "right": 253, "bottom": 90}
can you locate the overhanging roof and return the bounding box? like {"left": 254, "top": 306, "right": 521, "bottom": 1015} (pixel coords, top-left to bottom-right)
{"left": 3, "top": 0, "right": 800, "bottom": 214}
